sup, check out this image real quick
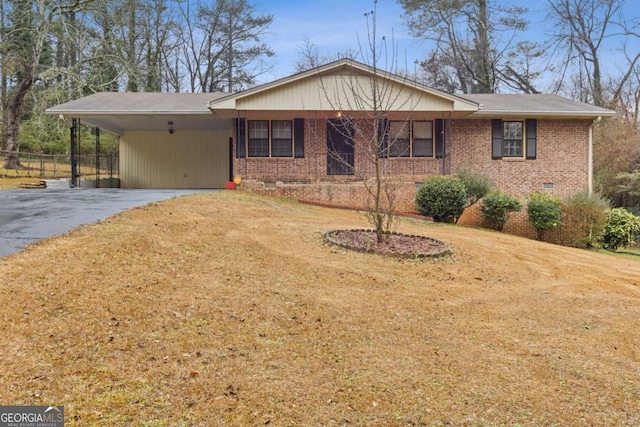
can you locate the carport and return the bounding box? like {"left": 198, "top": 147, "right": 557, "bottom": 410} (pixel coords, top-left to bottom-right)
{"left": 46, "top": 93, "right": 232, "bottom": 189}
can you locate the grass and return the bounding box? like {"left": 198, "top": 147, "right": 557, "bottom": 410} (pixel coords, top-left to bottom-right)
{"left": 0, "top": 160, "right": 74, "bottom": 178}
{"left": 0, "top": 191, "right": 639, "bottom": 426}
{"left": 0, "top": 176, "right": 43, "bottom": 189}
{"left": 0, "top": 162, "right": 118, "bottom": 189}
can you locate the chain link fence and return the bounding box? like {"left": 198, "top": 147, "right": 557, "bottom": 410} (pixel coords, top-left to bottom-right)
{"left": 0, "top": 151, "right": 119, "bottom": 180}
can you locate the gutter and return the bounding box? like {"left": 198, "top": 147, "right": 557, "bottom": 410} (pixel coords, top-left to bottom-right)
{"left": 470, "top": 110, "right": 617, "bottom": 118}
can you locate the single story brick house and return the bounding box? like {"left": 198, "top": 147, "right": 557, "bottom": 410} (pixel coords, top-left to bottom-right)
{"left": 48, "top": 59, "right": 615, "bottom": 227}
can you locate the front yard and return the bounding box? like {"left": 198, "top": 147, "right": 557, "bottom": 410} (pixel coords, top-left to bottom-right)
{"left": 0, "top": 191, "right": 638, "bottom": 426}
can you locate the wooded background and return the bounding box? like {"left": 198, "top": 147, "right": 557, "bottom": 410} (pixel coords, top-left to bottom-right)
{"left": 0, "top": 0, "right": 638, "bottom": 206}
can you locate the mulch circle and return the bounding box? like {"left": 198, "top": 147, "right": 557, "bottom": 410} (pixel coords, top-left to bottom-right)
{"left": 323, "top": 229, "right": 452, "bottom": 259}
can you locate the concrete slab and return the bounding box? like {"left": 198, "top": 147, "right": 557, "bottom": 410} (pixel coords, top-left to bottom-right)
{"left": 0, "top": 188, "right": 212, "bottom": 258}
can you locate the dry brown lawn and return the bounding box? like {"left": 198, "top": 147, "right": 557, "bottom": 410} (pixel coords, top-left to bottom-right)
{"left": 0, "top": 164, "right": 115, "bottom": 188}
{"left": 0, "top": 176, "right": 43, "bottom": 189}
{"left": 0, "top": 191, "right": 639, "bottom": 426}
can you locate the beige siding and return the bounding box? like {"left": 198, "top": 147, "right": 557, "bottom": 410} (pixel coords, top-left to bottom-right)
{"left": 120, "top": 129, "right": 230, "bottom": 188}
{"left": 235, "top": 74, "right": 456, "bottom": 112}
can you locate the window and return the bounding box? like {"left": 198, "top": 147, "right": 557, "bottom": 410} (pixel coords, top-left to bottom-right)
{"left": 247, "top": 120, "right": 293, "bottom": 157}
{"left": 503, "top": 121, "right": 523, "bottom": 157}
{"left": 386, "top": 120, "right": 433, "bottom": 157}
{"left": 388, "top": 121, "right": 410, "bottom": 157}
{"left": 413, "top": 121, "right": 434, "bottom": 157}
{"left": 491, "top": 119, "right": 537, "bottom": 160}
{"left": 271, "top": 120, "right": 293, "bottom": 157}
{"left": 248, "top": 120, "right": 269, "bottom": 157}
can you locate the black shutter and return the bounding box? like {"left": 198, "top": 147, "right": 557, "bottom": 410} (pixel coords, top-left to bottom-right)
{"left": 236, "top": 118, "right": 246, "bottom": 158}
{"left": 526, "top": 119, "right": 537, "bottom": 160}
{"left": 293, "top": 118, "right": 305, "bottom": 158}
{"left": 377, "top": 118, "right": 388, "bottom": 157}
{"left": 435, "top": 119, "right": 445, "bottom": 158}
{"left": 491, "top": 119, "right": 503, "bottom": 160}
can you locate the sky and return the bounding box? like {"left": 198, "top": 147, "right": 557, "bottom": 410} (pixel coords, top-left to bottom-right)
{"left": 254, "top": 0, "right": 418, "bottom": 81}
{"left": 252, "top": 0, "right": 638, "bottom": 92}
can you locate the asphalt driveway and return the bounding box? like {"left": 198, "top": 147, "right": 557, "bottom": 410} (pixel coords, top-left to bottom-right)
{"left": 0, "top": 188, "right": 211, "bottom": 258}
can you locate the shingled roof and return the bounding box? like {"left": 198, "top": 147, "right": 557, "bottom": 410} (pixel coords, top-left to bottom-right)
{"left": 46, "top": 63, "right": 616, "bottom": 135}
{"left": 46, "top": 92, "right": 227, "bottom": 134}
{"left": 47, "top": 92, "right": 226, "bottom": 115}
{"left": 464, "top": 94, "right": 615, "bottom": 118}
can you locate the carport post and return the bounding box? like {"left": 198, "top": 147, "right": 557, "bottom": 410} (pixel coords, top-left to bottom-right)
{"left": 70, "top": 118, "right": 78, "bottom": 188}
{"left": 95, "top": 127, "right": 100, "bottom": 188}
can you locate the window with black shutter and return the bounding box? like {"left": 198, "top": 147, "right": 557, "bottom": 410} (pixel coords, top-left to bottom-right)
{"left": 503, "top": 121, "right": 523, "bottom": 157}
{"left": 491, "top": 119, "right": 537, "bottom": 160}
{"left": 382, "top": 120, "right": 434, "bottom": 157}
{"left": 246, "top": 120, "right": 296, "bottom": 158}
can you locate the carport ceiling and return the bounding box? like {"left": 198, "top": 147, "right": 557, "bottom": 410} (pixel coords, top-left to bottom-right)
{"left": 46, "top": 92, "right": 229, "bottom": 135}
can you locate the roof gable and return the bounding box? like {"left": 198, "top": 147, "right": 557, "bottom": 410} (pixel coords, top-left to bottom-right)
{"left": 209, "top": 59, "right": 479, "bottom": 116}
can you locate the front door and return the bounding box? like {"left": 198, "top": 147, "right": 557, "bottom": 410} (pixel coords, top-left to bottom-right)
{"left": 326, "top": 119, "right": 354, "bottom": 175}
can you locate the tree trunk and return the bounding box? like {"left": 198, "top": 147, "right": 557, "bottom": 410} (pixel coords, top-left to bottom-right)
{"left": 2, "top": 60, "right": 34, "bottom": 169}
{"left": 3, "top": 98, "right": 25, "bottom": 169}
{"left": 126, "top": 0, "right": 138, "bottom": 92}
{"left": 591, "top": 51, "right": 604, "bottom": 107}
{"left": 474, "top": 0, "right": 493, "bottom": 93}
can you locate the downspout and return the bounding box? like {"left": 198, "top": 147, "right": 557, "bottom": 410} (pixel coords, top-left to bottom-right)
{"left": 588, "top": 116, "right": 602, "bottom": 195}
{"left": 447, "top": 110, "right": 452, "bottom": 175}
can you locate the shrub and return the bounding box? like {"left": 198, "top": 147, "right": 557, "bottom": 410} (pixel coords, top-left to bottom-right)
{"left": 561, "top": 192, "right": 609, "bottom": 248}
{"left": 600, "top": 208, "right": 640, "bottom": 251}
{"left": 415, "top": 176, "right": 467, "bottom": 223}
{"left": 456, "top": 168, "right": 493, "bottom": 208}
{"left": 480, "top": 191, "right": 522, "bottom": 231}
{"left": 527, "top": 192, "right": 563, "bottom": 241}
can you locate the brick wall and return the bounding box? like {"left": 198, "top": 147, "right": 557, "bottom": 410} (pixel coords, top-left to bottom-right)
{"left": 450, "top": 119, "right": 590, "bottom": 198}
{"left": 232, "top": 116, "right": 593, "bottom": 238}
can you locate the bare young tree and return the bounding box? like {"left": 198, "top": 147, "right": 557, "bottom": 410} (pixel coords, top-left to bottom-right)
{"left": 318, "top": 1, "right": 421, "bottom": 243}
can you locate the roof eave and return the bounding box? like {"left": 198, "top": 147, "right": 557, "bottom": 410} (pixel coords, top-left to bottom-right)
{"left": 471, "top": 110, "right": 617, "bottom": 119}
{"left": 45, "top": 109, "right": 213, "bottom": 116}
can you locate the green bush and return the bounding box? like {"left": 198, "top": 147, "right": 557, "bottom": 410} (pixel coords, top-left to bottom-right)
{"left": 600, "top": 208, "right": 640, "bottom": 251}
{"left": 456, "top": 168, "right": 493, "bottom": 208}
{"left": 527, "top": 192, "right": 563, "bottom": 240}
{"left": 415, "top": 176, "right": 467, "bottom": 223}
{"left": 561, "top": 192, "right": 609, "bottom": 248}
{"left": 480, "top": 191, "right": 522, "bottom": 231}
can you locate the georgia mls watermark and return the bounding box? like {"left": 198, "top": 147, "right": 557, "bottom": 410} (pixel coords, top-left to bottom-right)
{"left": 0, "top": 406, "right": 63, "bottom": 427}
